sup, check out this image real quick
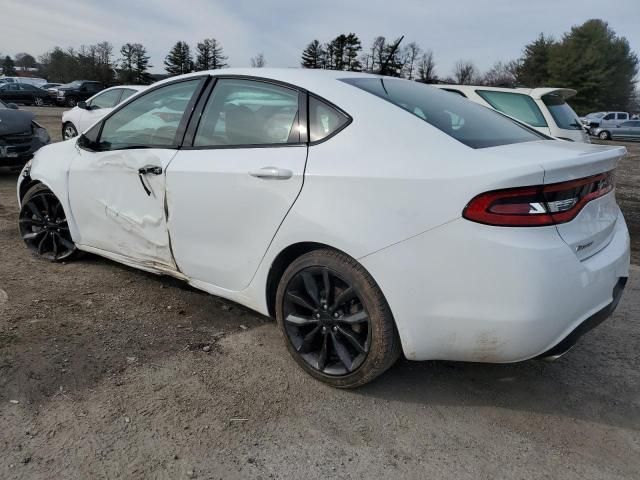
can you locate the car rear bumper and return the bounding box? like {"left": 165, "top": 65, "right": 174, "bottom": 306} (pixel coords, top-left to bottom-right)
{"left": 360, "top": 211, "right": 630, "bottom": 362}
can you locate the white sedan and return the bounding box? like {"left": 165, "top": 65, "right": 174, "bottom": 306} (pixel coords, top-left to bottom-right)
{"left": 61, "top": 85, "right": 146, "bottom": 140}
{"left": 17, "top": 69, "right": 630, "bottom": 387}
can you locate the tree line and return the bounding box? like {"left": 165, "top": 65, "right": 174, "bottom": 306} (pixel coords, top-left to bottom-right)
{"left": 2, "top": 19, "right": 636, "bottom": 113}
{"left": 300, "top": 19, "right": 638, "bottom": 113}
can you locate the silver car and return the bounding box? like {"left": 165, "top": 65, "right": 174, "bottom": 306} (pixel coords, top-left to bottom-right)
{"left": 593, "top": 120, "right": 640, "bottom": 141}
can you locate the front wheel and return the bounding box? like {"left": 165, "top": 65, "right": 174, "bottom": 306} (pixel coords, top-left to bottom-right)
{"left": 19, "top": 184, "right": 77, "bottom": 262}
{"left": 598, "top": 130, "right": 611, "bottom": 140}
{"left": 65, "top": 96, "right": 78, "bottom": 108}
{"left": 62, "top": 122, "right": 78, "bottom": 140}
{"left": 33, "top": 97, "right": 44, "bottom": 106}
{"left": 276, "top": 249, "right": 401, "bottom": 388}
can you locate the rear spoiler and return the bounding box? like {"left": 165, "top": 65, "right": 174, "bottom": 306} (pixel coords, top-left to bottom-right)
{"left": 530, "top": 88, "right": 577, "bottom": 101}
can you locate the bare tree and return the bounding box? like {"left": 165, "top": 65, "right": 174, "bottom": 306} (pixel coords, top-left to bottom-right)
{"left": 402, "top": 42, "right": 421, "bottom": 80}
{"left": 481, "top": 60, "right": 520, "bottom": 86}
{"left": 416, "top": 50, "right": 437, "bottom": 83}
{"left": 250, "top": 53, "right": 266, "bottom": 68}
{"left": 453, "top": 60, "right": 477, "bottom": 84}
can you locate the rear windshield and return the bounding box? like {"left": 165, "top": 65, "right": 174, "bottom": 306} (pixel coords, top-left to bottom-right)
{"left": 542, "top": 95, "right": 582, "bottom": 130}
{"left": 341, "top": 78, "right": 545, "bottom": 148}
{"left": 476, "top": 90, "right": 548, "bottom": 128}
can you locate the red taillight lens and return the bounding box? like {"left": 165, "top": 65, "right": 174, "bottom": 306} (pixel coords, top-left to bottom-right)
{"left": 463, "top": 171, "right": 615, "bottom": 227}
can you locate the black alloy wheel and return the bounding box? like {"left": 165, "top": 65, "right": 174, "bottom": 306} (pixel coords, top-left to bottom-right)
{"left": 276, "top": 249, "right": 401, "bottom": 388}
{"left": 283, "top": 266, "right": 371, "bottom": 376}
{"left": 19, "top": 185, "right": 76, "bottom": 261}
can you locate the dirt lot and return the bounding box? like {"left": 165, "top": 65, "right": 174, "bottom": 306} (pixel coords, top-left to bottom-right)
{"left": 0, "top": 108, "right": 638, "bottom": 479}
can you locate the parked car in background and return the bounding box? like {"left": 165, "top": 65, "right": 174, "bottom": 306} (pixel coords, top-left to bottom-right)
{"left": 0, "top": 76, "right": 48, "bottom": 87}
{"left": 40, "top": 82, "right": 62, "bottom": 90}
{"left": 0, "top": 99, "right": 50, "bottom": 167}
{"left": 55, "top": 80, "right": 104, "bottom": 107}
{"left": 433, "top": 85, "right": 590, "bottom": 142}
{"left": 0, "top": 83, "right": 50, "bottom": 106}
{"left": 17, "top": 69, "right": 629, "bottom": 387}
{"left": 581, "top": 111, "right": 629, "bottom": 131}
{"left": 61, "top": 85, "right": 146, "bottom": 139}
{"left": 592, "top": 120, "right": 640, "bottom": 141}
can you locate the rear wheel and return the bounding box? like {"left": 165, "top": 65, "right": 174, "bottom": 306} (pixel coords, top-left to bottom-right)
{"left": 276, "top": 249, "right": 401, "bottom": 388}
{"left": 19, "top": 184, "right": 77, "bottom": 262}
{"left": 62, "top": 122, "right": 78, "bottom": 140}
{"left": 598, "top": 130, "right": 611, "bottom": 140}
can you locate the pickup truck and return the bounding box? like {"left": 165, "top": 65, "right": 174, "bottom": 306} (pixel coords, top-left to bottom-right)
{"left": 55, "top": 80, "right": 104, "bottom": 107}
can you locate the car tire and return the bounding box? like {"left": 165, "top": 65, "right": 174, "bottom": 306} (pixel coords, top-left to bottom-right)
{"left": 275, "top": 249, "right": 401, "bottom": 388}
{"left": 19, "top": 184, "right": 77, "bottom": 262}
{"left": 598, "top": 131, "right": 611, "bottom": 140}
{"left": 33, "top": 97, "right": 44, "bottom": 107}
{"left": 65, "top": 97, "right": 78, "bottom": 108}
{"left": 62, "top": 122, "right": 78, "bottom": 140}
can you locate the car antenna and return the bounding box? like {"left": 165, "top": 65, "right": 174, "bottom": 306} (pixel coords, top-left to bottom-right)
{"left": 379, "top": 35, "right": 404, "bottom": 76}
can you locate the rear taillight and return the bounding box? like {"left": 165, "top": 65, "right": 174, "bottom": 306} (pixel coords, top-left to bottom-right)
{"left": 463, "top": 171, "right": 615, "bottom": 227}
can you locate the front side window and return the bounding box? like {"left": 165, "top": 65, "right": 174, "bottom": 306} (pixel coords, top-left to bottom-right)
{"left": 476, "top": 90, "right": 548, "bottom": 128}
{"left": 342, "top": 78, "right": 545, "bottom": 149}
{"left": 603, "top": 113, "right": 615, "bottom": 120}
{"left": 98, "top": 79, "right": 200, "bottom": 150}
{"left": 85, "top": 82, "right": 102, "bottom": 92}
{"left": 194, "top": 79, "right": 300, "bottom": 147}
{"left": 90, "top": 89, "right": 122, "bottom": 109}
{"left": 309, "top": 96, "right": 349, "bottom": 142}
{"left": 541, "top": 94, "right": 582, "bottom": 130}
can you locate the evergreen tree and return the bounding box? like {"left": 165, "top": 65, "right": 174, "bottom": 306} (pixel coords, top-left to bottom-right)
{"left": 120, "top": 43, "right": 152, "bottom": 84}
{"left": 195, "top": 38, "right": 228, "bottom": 70}
{"left": 301, "top": 40, "right": 325, "bottom": 68}
{"left": 164, "top": 41, "right": 194, "bottom": 76}
{"left": 517, "top": 33, "right": 555, "bottom": 87}
{"left": 2, "top": 56, "right": 17, "bottom": 76}
{"left": 547, "top": 19, "right": 638, "bottom": 113}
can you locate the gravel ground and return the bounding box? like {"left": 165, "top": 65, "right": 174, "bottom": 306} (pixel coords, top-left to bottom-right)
{"left": 0, "top": 108, "right": 638, "bottom": 479}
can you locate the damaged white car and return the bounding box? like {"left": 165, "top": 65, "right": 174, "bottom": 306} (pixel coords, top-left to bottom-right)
{"left": 17, "top": 69, "right": 630, "bottom": 387}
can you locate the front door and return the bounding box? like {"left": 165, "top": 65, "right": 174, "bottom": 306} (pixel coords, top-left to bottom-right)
{"left": 68, "top": 78, "right": 204, "bottom": 269}
{"left": 167, "top": 78, "right": 307, "bottom": 291}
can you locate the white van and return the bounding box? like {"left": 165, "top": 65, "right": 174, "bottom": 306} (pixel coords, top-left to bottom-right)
{"left": 0, "top": 76, "right": 48, "bottom": 87}
{"left": 432, "top": 85, "right": 590, "bottom": 143}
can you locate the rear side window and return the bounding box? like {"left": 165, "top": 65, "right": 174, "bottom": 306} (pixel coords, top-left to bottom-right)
{"left": 476, "top": 90, "right": 548, "bottom": 128}
{"left": 617, "top": 113, "right": 628, "bottom": 120}
{"left": 541, "top": 94, "right": 582, "bottom": 130}
{"left": 342, "top": 78, "right": 545, "bottom": 149}
{"left": 194, "top": 79, "right": 300, "bottom": 147}
{"left": 309, "top": 96, "right": 349, "bottom": 142}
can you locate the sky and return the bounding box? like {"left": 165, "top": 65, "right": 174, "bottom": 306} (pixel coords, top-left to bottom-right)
{"left": 1, "top": 0, "right": 639, "bottom": 77}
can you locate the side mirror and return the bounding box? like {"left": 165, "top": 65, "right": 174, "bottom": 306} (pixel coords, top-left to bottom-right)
{"left": 7, "top": 103, "right": 19, "bottom": 110}
{"left": 78, "top": 101, "right": 88, "bottom": 110}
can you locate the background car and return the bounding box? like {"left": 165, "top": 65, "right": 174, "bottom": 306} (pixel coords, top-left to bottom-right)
{"left": 61, "top": 85, "right": 146, "bottom": 139}
{"left": 56, "top": 80, "right": 104, "bottom": 107}
{"left": 0, "top": 76, "right": 48, "bottom": 87}
{"left": 582, "top": 111, "right": 629, "bottom": 132}
{"left": 0, "top": 99, "right": 50, "bottom": 167}
{"left": 17, "top": 69, "right": 629, "bottom": 387}
{"left": 592, "top": 119, "right": 640, "bottom": 141}
{"left": 0, "top": 83, "right": 50, "bottom": 106}
{"left": 433, "top": 84, "right": 590, "bottom": 142}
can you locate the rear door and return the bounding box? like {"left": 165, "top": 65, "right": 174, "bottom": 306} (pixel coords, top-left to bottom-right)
{"left": 166, "top": 77, "right": 307, "bottom": 291}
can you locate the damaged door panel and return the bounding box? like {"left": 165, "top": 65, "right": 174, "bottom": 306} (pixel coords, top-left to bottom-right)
{"left": 68, "top": 148, "right": 178, "bottom": 268}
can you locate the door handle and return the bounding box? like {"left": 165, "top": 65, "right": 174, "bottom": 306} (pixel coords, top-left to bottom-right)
{"left": 137, "top": 165, "right": 162, "bottom": 196}
{"left": 248, "top": 166, "right": 293, "bottom": 180}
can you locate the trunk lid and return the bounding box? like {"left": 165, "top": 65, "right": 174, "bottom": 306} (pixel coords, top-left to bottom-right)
{"left": 487, "top": 140, "right": 626, "bottom": 260}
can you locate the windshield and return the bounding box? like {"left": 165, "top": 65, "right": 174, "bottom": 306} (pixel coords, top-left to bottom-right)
{"left": 341, "top": 77, "right": 546, "bottom": 149}
{"left": 62, "top": 81, "right": 83, "bottom": 88}
{"left": 585, "top": 112, "right": 605, "bottom": 119}
{"left": 542, "top": 94, "right": 583, "bottom": 130}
